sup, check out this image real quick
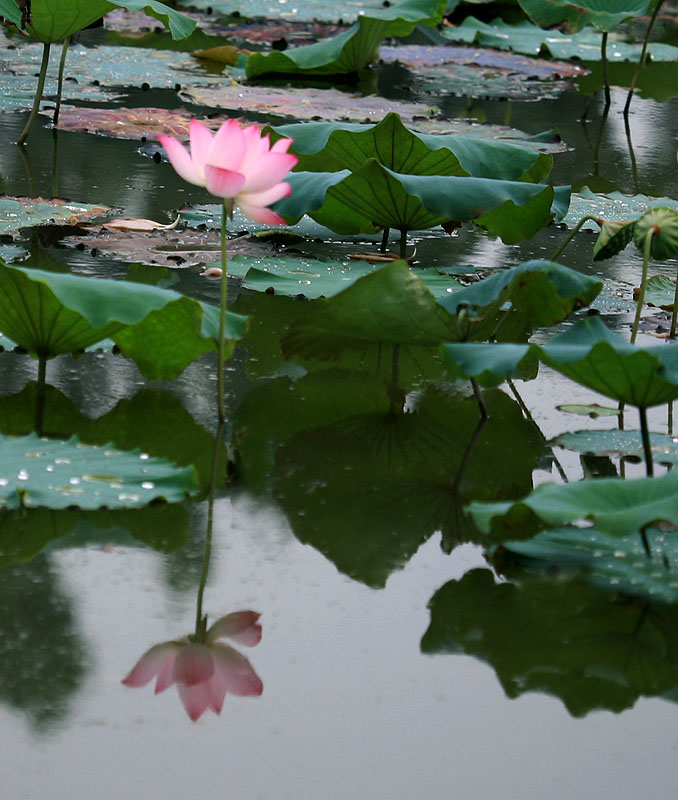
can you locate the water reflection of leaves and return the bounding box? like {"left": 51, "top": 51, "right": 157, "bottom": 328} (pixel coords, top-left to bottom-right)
{"left": 272, "top": 388, "right": 545, "bottom": 586}
{"left": 0, "top": 504, "right": 189, "bottom": 568}
{"left": 234, "top": 292, "right": 447, "bottom": 385}
{"left": 0, "top": 554, "right": 88, "bottom": 730}
{"left": 422, "top": 568, "right": 678, "bottom": 716}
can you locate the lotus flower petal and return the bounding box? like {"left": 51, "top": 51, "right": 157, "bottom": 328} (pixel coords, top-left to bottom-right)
{"left": 159, "top": 117, "right": 297, "bottom": 225}
{"left": 178, "top": 680, "right": 213, "bottom": 722}
{"left": 188, "top": 119, "right": 215, "bottom": 181}
{"left": 207, "top": 611, "right": 262, "bottom": 646}
{"left": 213, "top": 643, "right": 264, "bottom": 696}
{"left": 204, "top": 165, "right": 247, "bottom": 198}
{"left": 121, "top": 642, "right": 179, "bottom": 688}
{"left": 122, "top": 611, "right": 263, "bottom": 720}
{"left": 157, "top": 136, "right": 204, "bottom": 186}
{"left": 173, "top": 644, "right": 215, "bottom": 686}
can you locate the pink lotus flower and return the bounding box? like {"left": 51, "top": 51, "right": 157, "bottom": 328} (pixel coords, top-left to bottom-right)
{"left": 122, "top": 611, "right": 263, "bottom": 721}
{"left": 158, "top": 119, "right": 297, "bottom": 225}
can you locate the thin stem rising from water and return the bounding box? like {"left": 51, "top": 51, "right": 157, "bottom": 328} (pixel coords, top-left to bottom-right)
{"left": 53, "top": 36, "right": 70, "bottom": 127}
{"left": 18, "top": 42, "right": 51, "bottom": 145}
{"left": 631, "top": 227, "right": 655, "bottom": 344}
{"left": 217, "top": 200, "right": 229, "bottom": 424}
{"left": 550, "top": 215, "right": 600, "bottom": 262}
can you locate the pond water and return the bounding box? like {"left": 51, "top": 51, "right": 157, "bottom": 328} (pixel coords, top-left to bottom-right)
{"left": 2, "top": 6, "right": 678, "bottom": 800}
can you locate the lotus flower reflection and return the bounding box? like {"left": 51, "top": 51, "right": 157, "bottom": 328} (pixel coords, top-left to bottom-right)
{"left": 158, "top": 119, "right": 297, "bottom": 224}
{"left": 123, "top": 611, "right": 263, "bottom": 721}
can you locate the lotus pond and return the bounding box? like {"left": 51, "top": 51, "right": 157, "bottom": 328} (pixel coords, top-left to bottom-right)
{"left": 3, "top": 0, "right": 678, "bottom": 797}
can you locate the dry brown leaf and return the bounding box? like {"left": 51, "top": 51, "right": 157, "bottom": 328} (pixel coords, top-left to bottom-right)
{"left": 191, "top": 45, "right": 249, "bottom": 65}
{"left": 101, "top": 216, "right": 180, "bottom": 232}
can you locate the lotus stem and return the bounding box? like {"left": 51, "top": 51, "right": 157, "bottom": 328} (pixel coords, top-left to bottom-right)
{"left": 624, "top": 114, "right": 639, "bottom": 194}
{"left": 601, "top": 32, "right": 611, "bottom": 108}
{"left": 388, "top": 343, "right": 401, "bottom": 414}
{"left": 53, "top": 36, "right": 70, "bottom": 127}
{"left": 638, "top": 406, "right": 654, "bottom": 477}
{"left": 35, "top": 354, "right": 47, "bottom": 436}
{"left": 380, "top": 227, "right": 390, "bottom": 253}
{"left": 195, "top": 418, "right": 223, "bottom": 640}
{"left": 17, "top": 42, "right": 51, "bottom": 145}
{"left": 550, "top": 215, "right": 600, "bottom": 262}
{"left": 470, "top": 378, "right": 488, "bottom": 420}
{"left": 17, "top": 142, "right": 37, "bottom": 196}
{"left": 668, "top": 400, "right": 674, "bottom": 436}
{"left": 507, "top": 377, "right": 569, "bottom": 482}
{"left": 217, "top": 200, "right": 228, "bottom": 425}
{"left": 670, "top": 271, "right": 678, "bottom": 338}
{"left": 631, "top": 227, "right": 655, "bottom": 344}
{"left": 399, "top": 228, "right": 407, "bottom": 260}
{"left": 51, "top": 128, "right": 59, "bottom": 198}
{"left": 624, "top": 0, "right": 665, "bottom": 117}
{"left": 451, "top": 413, "right": 487, "bottom": 494}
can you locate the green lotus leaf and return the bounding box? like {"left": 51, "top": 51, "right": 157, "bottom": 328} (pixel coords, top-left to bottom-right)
{"left": 593, "top": 219, "right": 635, "bottom": 260}
{"left": 555, "top": 428, "right": 678, "bottom": 468}
{"left": 641, "top": 274, "right": 678, "bottom": 310}
{"left": 0, "top": 263, "right": 247, "bottom": 380}
{"left": 633, "top": 207, "right": 678, "bottom": 261}
{"left": 499, "top": 526, "right": 678, "bottom": 604}
{"left": 540, "top": 316, "right": 678, "bottom": 408}
{"left": 0, "top": 0, "right": 194, "bottom": 43}
{"left": 437, "top": 259, "right": 602, "bottom": 327}
{"left": 275, "top": 163, "right": 570, "bottom": 240}
{"left": 245, "top": 0, "right": 446, "bottom": 78}
{"left": 518, "top": 0, "right": 651, "bottom": 34}
{"left": 282, "top": 260, "right": 463, "bottom": 361}
{"left": 241, "top": 259, "right": 462, "bottom": 300}
{"left": 0, "top": 433, "right": 197, "bottom": 510}
{"left": 0, "top": 197, "right": 109, "bottom": 236}
{"left": 443, "top": 15, "right": 676, "bottom": 61}
{"left": 564, "top": 187, "right": 678, "bottom": 230}
{"left": 466, "top": 470, "right": 678, "bottom": 540}
{"left": 440, "top": 342, "right": 536, "bottom": 387}
{"left": 422, "top": 568, "right": 678, "bottom": 716}
{"left": 270, "top": 112, "right": 553, "bottom": 182}
{"left": 0, "top": 384, "right": 225, "bottom": 491}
